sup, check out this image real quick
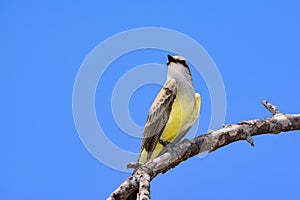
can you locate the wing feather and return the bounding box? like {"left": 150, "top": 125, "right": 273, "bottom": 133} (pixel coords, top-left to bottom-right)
{"left": 139, "top": 79, "right": 177, "bottom": 161}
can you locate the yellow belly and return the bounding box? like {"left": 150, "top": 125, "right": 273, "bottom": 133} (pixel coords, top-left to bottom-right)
{"left": 149, "top": 93, "right": 201, "bottom": 160}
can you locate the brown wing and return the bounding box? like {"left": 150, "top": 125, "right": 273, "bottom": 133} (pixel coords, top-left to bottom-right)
{"left": 140, "top": 79, "right": 177, "bottom": 161}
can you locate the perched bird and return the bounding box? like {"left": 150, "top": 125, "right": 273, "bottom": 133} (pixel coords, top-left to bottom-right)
{"left": 138, "top": 54, "right": 201, "bottom": 163}
{"left": 126, "top": 55, "right": 201, "bottom": 199}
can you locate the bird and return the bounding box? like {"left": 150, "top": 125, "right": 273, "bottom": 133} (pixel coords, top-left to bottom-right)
{"left": 126, "top": 55, "right": 201, "bottom": 200}
{"left": 138, "top": 54, "right": 201, "bottom": 163}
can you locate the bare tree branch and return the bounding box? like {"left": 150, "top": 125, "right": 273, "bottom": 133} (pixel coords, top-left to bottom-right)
{"left": 138, "top": 171, "right": 150, "bottom": 200}
{"left": 108, "top": 101, "right": 300, "bottom": 200}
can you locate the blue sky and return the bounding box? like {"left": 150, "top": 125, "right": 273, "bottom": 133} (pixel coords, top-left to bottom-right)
{"left": 2, "top": 1, "right": 300, "bottom": 200}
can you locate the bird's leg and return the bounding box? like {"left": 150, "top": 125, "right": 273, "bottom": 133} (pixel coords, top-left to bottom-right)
{"left": 159, "top": 139, "right": 170, "bottom": 147}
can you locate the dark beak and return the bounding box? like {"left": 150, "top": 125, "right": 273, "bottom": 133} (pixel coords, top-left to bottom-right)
{"left": 167, "top": 54, "right": 177, "bottom": 63}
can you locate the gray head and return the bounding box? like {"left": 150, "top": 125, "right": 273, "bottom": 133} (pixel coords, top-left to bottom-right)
{"left": 167, "top": 54, "right": 192, "bottom": 82}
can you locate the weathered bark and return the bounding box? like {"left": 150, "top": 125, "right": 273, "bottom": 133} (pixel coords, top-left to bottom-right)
{"left": 108, "top": 101, "right": 300, "bottom": 200}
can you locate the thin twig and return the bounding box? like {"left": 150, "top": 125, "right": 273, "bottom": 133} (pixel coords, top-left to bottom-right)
{"left": 262, "top": 100, "right": 279, "bottom": 115}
